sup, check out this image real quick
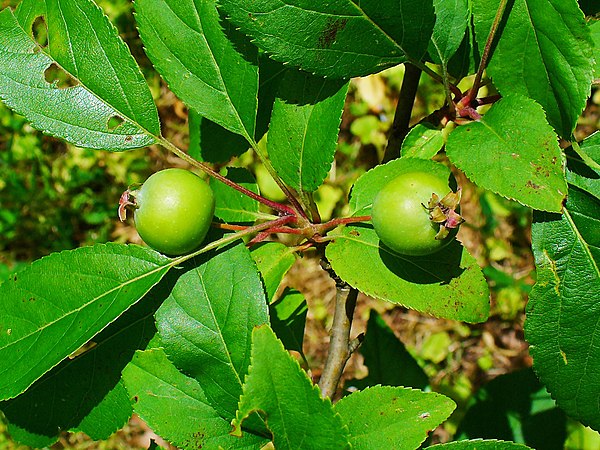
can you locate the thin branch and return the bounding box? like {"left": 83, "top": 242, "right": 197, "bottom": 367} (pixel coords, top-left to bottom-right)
{"left": 383, "top": 63, "right": 422, "bottom": 163}
{"left": 159, "top": 137, "right": 296, "bottom": 216}
{"left": 464, "top": 0, "right": 509, "bottom": 105}
{"left": 318, "top": 286, "right": 360, "bottom": 399}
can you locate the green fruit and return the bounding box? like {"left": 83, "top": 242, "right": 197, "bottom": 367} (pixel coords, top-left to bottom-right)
{"left": 371, "top": 170, "right": 458, "bottom": 256}
{"left": 134, "top": 168, "right": 215, "bottom": 255}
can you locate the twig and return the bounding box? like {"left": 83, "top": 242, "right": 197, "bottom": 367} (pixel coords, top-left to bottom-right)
{"left": 318, "top": 286, "right": 361, "bottom": 399}
{"left": 383, "top": 63, "right": 422, "bottom": 162}
{"left": 463, "top": 0, "right": 509, "bottom": 106}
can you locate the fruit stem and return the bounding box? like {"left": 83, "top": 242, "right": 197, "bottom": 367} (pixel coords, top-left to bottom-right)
{"left": 158, "top": 137, "right": 296, "bottom": 216}
{"left": 462, "top": 0, "right": 509, "bottom": 109}
{"left": 170, "top": 215, "right": 296, "bottom": 265}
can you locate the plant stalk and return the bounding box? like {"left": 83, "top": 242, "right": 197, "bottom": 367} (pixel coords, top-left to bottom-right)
{"left": 318, "top": 286, "right": 360, "bottom": 399}
{"left": 464, "top": 0, "right": 509, "bottom": 105}
{"left": 159, "top": 137, "right": 296, "bottom": 216}
{"left": 383, "top": 63, "right": 422, "bottom": 163}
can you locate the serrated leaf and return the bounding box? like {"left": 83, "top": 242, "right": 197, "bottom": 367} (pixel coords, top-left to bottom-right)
{"left": 592, "top": 19, "right": 600, "bottom": 80}
{"left": 123, "top": 348, "right": 268, "bottom": 450}
{"left": 251, "top": 242, "right": 298, "bottom": 302}
{"left": 455, "top": 369, "right": 567, "bottom": 449}
{"left": 446, "top": 95, "right": 567, "bottom": 212}
{"left": 0, "top": 1, "right": 159, "bottom": 150}
{"left": 346, "top": 310, "right": 429, "bottom": 391}
{"left": 210, "top": 167, "right": 262, "bottom": 223}
{"left": 1, "top": 281, "right": 167, "bottom": 447}
{"left": 566, "top": 131, "right": 600, "bottom": 198}
{"left": 0, "top": 243, "right": 172, "bottom": 401}
{"left": 348, "top": 157, "right": 452, "bottom": 216}
{"left": 155, "top": 243, "right": 268, "bottom": 421}
{"left": 331, "top": 158, "right": 489, "bottom": 323}
{"left": 192, "top": 114, "right": 251, "bottom": 163}
{"left": 269, "top": 288, "right": 307, "bottom": 356}
{"left": 327, "top": 226, "right": 489, "bottom": 322}
{"left": 334, "top": 386, "right": 455, "bottom": 450}
{"left": 136, "top": 0, "right": 258, "bottom": 141}
{"left": 268, "top": 70, "right": 348, "bottom": 193}
{"left": 218, "top": 0, "right": 435, "bottom": 78}
{"left": 231, "top": 325, "right": 350, "bottom": 449}
{"left": 428, "top": 0, "right": 470, "bottom": 68}
{"left": 401, "top": 123, "right": 444, "bottom": 159}
{"left": 473, "top": 0, "right": 594, "bottom": 138}
{"left": 428, "top": 439, "right": 534, "bottom": 449}
{"left": 525, "top": 186, "right": 600, "bottom": 430}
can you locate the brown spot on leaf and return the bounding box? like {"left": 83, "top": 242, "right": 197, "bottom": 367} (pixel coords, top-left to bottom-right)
{"left": 526, "top": 180, "right": 541, "bottom": 190}
{"left": 318, "top": 18, "right": 348, "bottom": 48}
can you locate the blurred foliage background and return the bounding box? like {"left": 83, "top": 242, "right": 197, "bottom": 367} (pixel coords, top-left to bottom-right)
{"left": 1, "top": 0, "right": 599, "bottom": 448}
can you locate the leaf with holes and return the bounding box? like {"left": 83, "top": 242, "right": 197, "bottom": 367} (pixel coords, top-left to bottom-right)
{"left": 473, "top": 0, "right": 594, "bottom": 138}
{"left": 155, "top": 242, "right": 268, "bottom": 422}
{"left": 446, "top": 95, "right": 567, "bottom": 212}
{"left": 525, "top": 184, "right": 600, "bottom": 431}
{"left": 217, "top": 0, "right": 435, "bottom": 78}
{"left": 0, "top": 243, "right": 172, "bottom": 401}
{"left": 0, "top": 1, "right": 159, "bottom": 150}
{"left": 136, "top": 0, "right": 258, "bottom": 141}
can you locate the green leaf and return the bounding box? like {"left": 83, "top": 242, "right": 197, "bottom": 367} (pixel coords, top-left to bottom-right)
{"left": 210, "top": 167, "right": 263, "bottom": 223}
{"left": 330, "top": 158, "right": 489, "bottom": 323}
{"left": 473, "top": 0, "right": 594, "bottom": 138}
{"left": 455, "top": 369, "right": 567, "bottom": 449}
{"left": 334, "top": 386, "right": 455, "bottom": 450}
{"left": 192, "top": 114, "right": 251, "bottom": 163}
{"left": 566, "top": 132, "right": 600, "bottom": 198}
{"left": 428, "top": 0, "right": 470, "bottom": 69}
{"left": 428, "top": 440, "right": 534, "bottom": 449}
{"left": 446, "top": 95, "right": 567, "bottom": 212}
{"left": 525, "top": 185, "right": 600, "bottom": 430}
{"left": 592, "top": 19, "right": 600, "bottom": 80}
{"left": 268, "top": 70, "right": 349, "bottom": 193}
{"left": 1, "top": 281, "right": 167, "bottom": 447}
{"left": 231, "top": 325, "right": 350, "bottom": 449}
{"left": 136, "top": 0, "right": 258, "bottom": 141}
{"left": 401, "top": 123, "right": 444, "bottom": 159}
{"left": 269, "top": 288, "right": 307, "bottom": 356}
{"left": 0, "top": 243, "right": 172, "bottom": 401}
{"left": 0, "top": 3, "right": 159, "bottom": 150}
{"left": 346, "top": 310, "right": 429, "bottom": 391}
{"left": 155, "top": 243, "right": 268, "bottom": 421}
{"left": 251, "top": 242, "right": 298, "bottom": 302}
{"left": 123, "top": 348, "right": 268, "bottom": 450}
{"left": 327, "top": 227, "right": 489, "bottom": 322}
{"left": 218, "top": 0, "right": 435, "bottom": 78}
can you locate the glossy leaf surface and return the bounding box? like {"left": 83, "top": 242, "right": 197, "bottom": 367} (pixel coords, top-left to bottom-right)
{"left": 218, "top": 0, "right": 435, "bottom": 78}
{"left": 473, "top": 0, "right": 594, "bottom": 138}
{"left": 525, "top": 184, "right": 600, "bottom": 430}
{"left": 123, "top": 348, "right": 268, "bottom": 450}
{"left": 269, "top": 70, "right": 348, "bottom": 193}
{"left": 0, "top": 244, "right": 172, "bottom": 400}
{"left": 446, "top": 95, "right": 567, "bottom": 212}
{"left": 334, "top": 386, "right": 455, "bottom": 450}
{"left": 231, "top": 326, "right": 350, "bottom": 449}
{"left": 155, "top": 243, "right": 268, "bottom": 421}
{"left": 136, "top": 0, "right": 258, "bottom": 140}
{"left": 0, "top": 2, "right": 159, "bottom": 150}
